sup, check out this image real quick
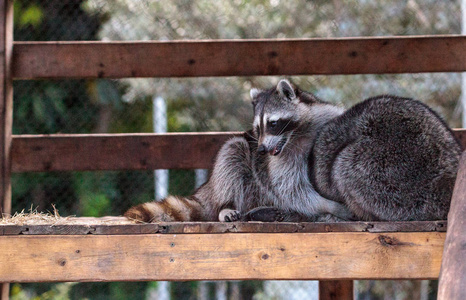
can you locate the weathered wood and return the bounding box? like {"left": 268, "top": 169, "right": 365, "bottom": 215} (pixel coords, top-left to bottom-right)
{"left": 453, "top": 129, "right": 466, "bottom": 150}
{"left": 0, "top": 232, "right": 445, "bottom": 282}
{"left": 438, "top": 152, "right": 466, "bottom": 300}
{"left": 11, "top": 132, "right": 240, "bottom": 172}
{"left": 10, "top": 130, "right": 466, "bottom": 173}
{"left": 0, "top": 0, "right": 12, "bottom": 217}
{"left": 0, "top": 284, "right": 7, "bottom": 300}
{"left": 0, "top": 220, "right": 447, "bottom": 235}
{"left": 1, "top": 1, "right": 13, "bottom": 298}
{"left": 12, "top": 35, "right": 466, "bottom": 79}
{"left": 319, "top": 280, "right": 353, "bottom": 300}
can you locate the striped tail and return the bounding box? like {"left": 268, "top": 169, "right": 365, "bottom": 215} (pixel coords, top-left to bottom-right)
{"left": 124, "top": 195, "right": 204, "bottom": 222}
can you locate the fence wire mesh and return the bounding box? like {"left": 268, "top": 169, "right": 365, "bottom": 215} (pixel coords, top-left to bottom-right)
{"left": 10, "top": 0, "right": 463, "bottom": 299}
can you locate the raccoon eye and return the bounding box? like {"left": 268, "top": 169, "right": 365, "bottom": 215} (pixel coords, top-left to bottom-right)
{"left": 269, "top": 120, "right": 278, "bottom": 128}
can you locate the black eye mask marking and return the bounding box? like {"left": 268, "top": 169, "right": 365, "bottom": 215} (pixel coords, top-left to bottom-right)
{"left": 266, "top": 119, "right": 298, "bottom": 135}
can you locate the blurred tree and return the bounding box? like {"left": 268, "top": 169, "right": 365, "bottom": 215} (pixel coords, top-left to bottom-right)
{"left": 11, "top": 1, "right": 154, "bottom": 299}
{"left": 12, "top": 0, "right": 104, "bottom": 216}
{"left": 85, "top": 0, "right": 461, "bottom": 130}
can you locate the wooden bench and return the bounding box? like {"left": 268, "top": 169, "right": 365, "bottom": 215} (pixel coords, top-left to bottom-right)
{"left": 0, "top": 2, "right": 465, "bottom": 299}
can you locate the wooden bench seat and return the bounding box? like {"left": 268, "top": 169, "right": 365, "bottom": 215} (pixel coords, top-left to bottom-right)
{"left": 0, "top": 219, "right": 447, "bottom": 282}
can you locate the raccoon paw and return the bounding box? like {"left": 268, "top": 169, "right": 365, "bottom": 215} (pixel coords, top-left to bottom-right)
{"left": 243, "top": 207, "right": 285, "bottom": 222}
{"left": 218, "top": 209, "right": 241, "bottom": 222}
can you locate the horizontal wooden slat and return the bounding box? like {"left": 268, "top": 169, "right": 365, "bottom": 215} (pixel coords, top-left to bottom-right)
{"left": 10, "top": 130, "right": 466, "bottom": 173}
{"left": 0, "top": 232, "right": 445, "bottom": 282}
{"left": 11, "top": 132, "right": 240, "bottom": 172}
{"left": 12, "top": 35, "right": 466, "bottom": 79}
{"left": 0, "top": 219, "right": 447, "bottom": 235}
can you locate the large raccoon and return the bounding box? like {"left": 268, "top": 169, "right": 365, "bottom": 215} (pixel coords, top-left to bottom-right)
{"left": 252, "top": 80, "right": 461, "bottom": 221}
{"left": 307, "top": 94, "right": 461, "bottom": 221}
{"left": 125, "top": 79, "right": 353, "bottom": 222}
{"left": 125, "top": 79, "right": 461, "bottom": 222}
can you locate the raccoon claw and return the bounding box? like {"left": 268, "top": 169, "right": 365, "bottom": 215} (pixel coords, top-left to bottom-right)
{"left": 244, "top": 207, "right": 285, "bottom": 222}
{"left": 219, "top": 209, "right": 241, "bottom": 222}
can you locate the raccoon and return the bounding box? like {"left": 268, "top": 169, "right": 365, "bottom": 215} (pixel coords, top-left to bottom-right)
{"left": 308, "top": 94, "right": 461, "bottom": 221}
{"left": 125, "top": 79, "right": 354, "bottom": 223}
{"left": 126, "top": 79, "right": 460, "bottom": 223}
{"left": 252, "top": 81, "right": 461, "bottom": 221}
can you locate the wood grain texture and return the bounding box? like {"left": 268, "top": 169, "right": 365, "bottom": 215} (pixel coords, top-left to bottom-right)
{"left": 10, "top": 130, "right": 466, "bottom": 173}
{"left": 0, "top": 0, "right": 12, "bottom": 215}
{"left": 0, "top": 232, "right": 445, "bottom": 282}
{"left": 438, "top": 152, "right": 466, "bottom": 300}
{"left": 12, "top": 35, "right": 466, "bottom": 79}
{"left": 1, "top": 1, "right": 13, "bottom": 298}
{"left": 319, "top": 280, "right": 353, "bottom": 300}
{"left": 452, "top": 129, "right": 466, "bottom": 150}
{"left": 0, "top": 220, "right": 447, "bottom": 235}
{"left": 0, "top": 284, "right": 8, "bottom": 300}
{"left": 11, "top": 132, "right": 240, "bottom": 172}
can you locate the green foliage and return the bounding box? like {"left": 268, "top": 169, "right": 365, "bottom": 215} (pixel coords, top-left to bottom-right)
{"left": 169, "top": 170, "right": 195, "bottom": 196}
{"left": 11, "top": 172, "right": 78, "bottom": 215}
{"left": 79, "top": 192, "right": 111, "bottom": 217}
{"left": 19, "top": 4, "right": 43, "bottom": 28}
{"left": 11, "top": 283, "right": 76, "bottom": 300}
{"left": 73, "top": 173, "right": 112, "bottom": 216}
{"left": 14, "top": 2, "right": 44, "bottom": 29}
{"left": 68, "top": 282, "right": 148, "bottom": 300}
{"left": 171, "top": 282, "right": 199, "bottom": 300}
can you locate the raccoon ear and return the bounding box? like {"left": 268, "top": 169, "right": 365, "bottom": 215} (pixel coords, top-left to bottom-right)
{"left": 250, "top": 88, "right": 261, "bottom": 100}
{"left": 277, "top": 79, "right": 296, "bottom": 101}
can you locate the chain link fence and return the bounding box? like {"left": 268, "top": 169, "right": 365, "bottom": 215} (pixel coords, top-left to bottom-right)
{"left": 10, "top": 0, "right": 463, "bottom": 299}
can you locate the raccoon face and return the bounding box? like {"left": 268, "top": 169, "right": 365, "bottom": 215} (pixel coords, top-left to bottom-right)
{"left": 250, "top": 79, "right": 301, "bottom": 156}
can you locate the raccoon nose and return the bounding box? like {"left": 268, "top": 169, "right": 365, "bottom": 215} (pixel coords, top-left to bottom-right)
{"left": 258, "top": 144, "right": 267, "bottom": 155}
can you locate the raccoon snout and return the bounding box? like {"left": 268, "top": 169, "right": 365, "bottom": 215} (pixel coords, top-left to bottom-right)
{"left": 257, "top": 144, "right": 268, "bottom": 155}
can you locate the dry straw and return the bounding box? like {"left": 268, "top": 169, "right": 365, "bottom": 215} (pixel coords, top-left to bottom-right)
{"left": 0, "top": 205, "right": 134, "bottom": 225}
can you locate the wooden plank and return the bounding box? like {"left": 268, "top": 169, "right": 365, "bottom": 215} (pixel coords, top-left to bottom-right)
{"left": 12, "top": 35, "right": 466, "bottom": 79}
{"left": 0, "top": 232, "right": 445, "bottom": 282}
{"left": 0, "top": 1, "right": 13, "bottom": 298}
{"left": 438, "top": 152, "right": 466, "bottom": 300}
{"left": 11, "top": 132, "right": 240, "bottom": 172}
{"left": 319, "top": 280, "right": 353, "bottom": 300}
{"left": 9, "top": 130, "right": 466, "bottom": 173}
{"left": 0, "top": 220, "right": 447, "bottom": 235}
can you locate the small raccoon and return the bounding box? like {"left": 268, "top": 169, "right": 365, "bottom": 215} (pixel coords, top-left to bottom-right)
{"left": 125, "top": 79, "right": 353, "bottom": 223}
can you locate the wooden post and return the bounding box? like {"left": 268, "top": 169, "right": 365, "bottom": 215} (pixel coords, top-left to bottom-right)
{"left": 438, "top": 152, "right": 466, "bottom": 299}
{"left": 0, "top": 0, "right": 12, "bottom": 217}
{"left": 319, "top": 280, "right": 353, "bottom": 300}
{"left": 0, "top": 0, "right": 13, "bottom": 299}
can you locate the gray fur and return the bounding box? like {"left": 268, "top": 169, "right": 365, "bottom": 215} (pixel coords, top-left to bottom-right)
{"left": 211, "top": 79, "right": 355, "bottom": 222}
{"left": 309, "top": 95, "right": 461, "bottom": 221}
{"left": 126, "top": 80, "right": 460, "bottom": 223}
{"left": 234, "top": 81, "right": 460, "bottom": 222}
{"left": 140, "top": 79, "right": 354, "bottom": 222}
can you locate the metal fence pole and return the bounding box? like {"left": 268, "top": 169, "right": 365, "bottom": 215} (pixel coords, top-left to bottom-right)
{"left": 151, "top": 96, "right": 170, "bottom": 300}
